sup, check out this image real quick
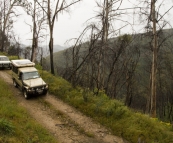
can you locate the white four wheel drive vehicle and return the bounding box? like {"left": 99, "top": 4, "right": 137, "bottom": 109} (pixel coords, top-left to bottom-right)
{"left": 11, "top": 59, "right": 48, "bottom": 99}
{"left": 0, "top": 55, "right": 11, "bottom": 69}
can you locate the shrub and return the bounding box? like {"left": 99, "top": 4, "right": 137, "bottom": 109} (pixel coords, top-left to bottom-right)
{"left": 0, "top": 118, "right": 15, "bottom": 135}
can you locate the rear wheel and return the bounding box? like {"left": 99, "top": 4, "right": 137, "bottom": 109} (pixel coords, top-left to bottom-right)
{"left": 23, "top": 89, "right": 29, "bottom": 99}
{"left": 13, "top": 79, "right": 17, "bottom": 88}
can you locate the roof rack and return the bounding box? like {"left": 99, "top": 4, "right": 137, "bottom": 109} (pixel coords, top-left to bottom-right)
{"left": 11, "top": 59, "right": 35, "bottom": 67}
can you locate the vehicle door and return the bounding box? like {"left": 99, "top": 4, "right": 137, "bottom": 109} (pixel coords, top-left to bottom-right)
{"left": 16, "top": 72, "right": 23, "bottom": 89}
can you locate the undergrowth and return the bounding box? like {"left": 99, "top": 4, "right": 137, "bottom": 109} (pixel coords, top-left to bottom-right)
{"left": 40, "top": 69, "right": 173, "bottom": 143}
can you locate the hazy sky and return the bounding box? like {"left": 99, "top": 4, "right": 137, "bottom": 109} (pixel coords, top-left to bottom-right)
{"left": 13, "top": 0, "right": 173, "bottom": 47}
{"left": 13, "top": 1, "right": 96, "bottom": 47}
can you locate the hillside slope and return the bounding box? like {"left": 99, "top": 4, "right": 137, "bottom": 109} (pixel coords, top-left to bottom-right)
{"left": 42, "top": 28, "right": 173, "bottom": 120}
{"left": 0, "top": 70, "right": 127, "bottom": 143}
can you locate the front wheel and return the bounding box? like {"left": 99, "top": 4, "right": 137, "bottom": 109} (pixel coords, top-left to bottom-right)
{"left": 23, "top": 89, "right": 29, "bottom": 99}
{"left": 43, "top": 90, "right": 48, "bottom": 96}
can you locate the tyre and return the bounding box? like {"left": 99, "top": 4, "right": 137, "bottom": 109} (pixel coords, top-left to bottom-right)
{"left": 13, "top": 79, "right": 18, "bottom": 88}
{"left": 23, "top": 89, "right": 29, "bottom": 99}
{"left": 43, "top": 90, "right": 47, "bottom": 96}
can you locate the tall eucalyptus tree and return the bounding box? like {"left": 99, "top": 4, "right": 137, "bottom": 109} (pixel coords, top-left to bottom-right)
{"left": 135, "top": 0, "right": 173, "bottom": 117}
{"left": 150, "top": 0, "right": 158, "bottom": 118}
{"left": 150, "top": 0, "right": 173, "bottom": 118}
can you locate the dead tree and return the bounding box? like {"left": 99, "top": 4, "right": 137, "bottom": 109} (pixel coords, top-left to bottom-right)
{"left": 150, "top": 0, "right": 158, "bottom": 118}
{"left": 36, "top": 0, "right": 82, "bottom": 75}
{"left": 0, "top": 0, "right": 18, "bottom": 52}
{"left": 136, "top": 0, "right": 173, "bottom": 117}
{"left": 21, "top": 0, "right": 47, "bottom": 62}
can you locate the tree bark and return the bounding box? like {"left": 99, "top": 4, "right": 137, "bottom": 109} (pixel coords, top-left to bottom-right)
{"left": 49, "top": 37, "right": 54, "bottom": 75}
{"left": 31, "top": 0, "right": 37, "bottom": 62}
{"left": 150, "top": 0, "right": 158, "bottom": 118}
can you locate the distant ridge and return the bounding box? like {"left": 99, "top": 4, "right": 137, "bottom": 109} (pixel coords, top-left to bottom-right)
{"left": 19, "top": 44, "right": 67, "bottom": 57}
{"left": 43, "top": 28, "right": 173, "bottom": 69}
{"left": 41, "top": 44, "right": 67, "bottom": 57}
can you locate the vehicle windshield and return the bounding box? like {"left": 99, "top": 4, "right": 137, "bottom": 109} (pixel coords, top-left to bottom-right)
{"left": 0, "top": 57, "right": 9, "bottom": 61}
{"left": 23, "top": 71, "right": 40, "bottom": 80}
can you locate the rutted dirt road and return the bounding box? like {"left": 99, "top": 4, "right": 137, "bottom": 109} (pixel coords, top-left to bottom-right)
{"left": 0, "top": 70, "right": 128, "bottom": 143}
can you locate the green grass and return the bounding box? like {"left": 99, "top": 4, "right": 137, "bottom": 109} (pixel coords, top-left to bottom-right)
{"left": 0, "top": 77, "right": 57, "bottom": 143}
{"left": 40, "top": 70, "right": 173, "bottom": 143}
{"left": 0, "top": 52, "right": 19, "bottom": 61}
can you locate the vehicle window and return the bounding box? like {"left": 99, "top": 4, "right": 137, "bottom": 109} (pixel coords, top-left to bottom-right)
{"left": 12, "top": 66, "right": 18, "bottom": 74}
{"left": 19, "top": 72, "right": 23, "bottom": 79}
{"left": 0, "top": 57, "right": 9, "bottom": 61}
{"left": 23, "top": 71, "right": 40, "bottom": 80}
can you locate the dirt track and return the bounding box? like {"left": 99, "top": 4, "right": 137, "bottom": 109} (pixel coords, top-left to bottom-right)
{"left": 0, "top": 70, "right": 128, "bottom": 143}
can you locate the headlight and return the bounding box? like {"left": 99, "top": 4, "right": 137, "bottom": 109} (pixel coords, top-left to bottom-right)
{"left": 29, "top": 88, "right": 34, "bottom": 91}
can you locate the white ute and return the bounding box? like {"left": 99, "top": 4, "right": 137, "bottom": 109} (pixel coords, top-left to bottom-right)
{"left": 0, "top": 55, "right": 11, "bottom": 69}
{"left": 11, "top": 59, "right": 48, "bottom": 99}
